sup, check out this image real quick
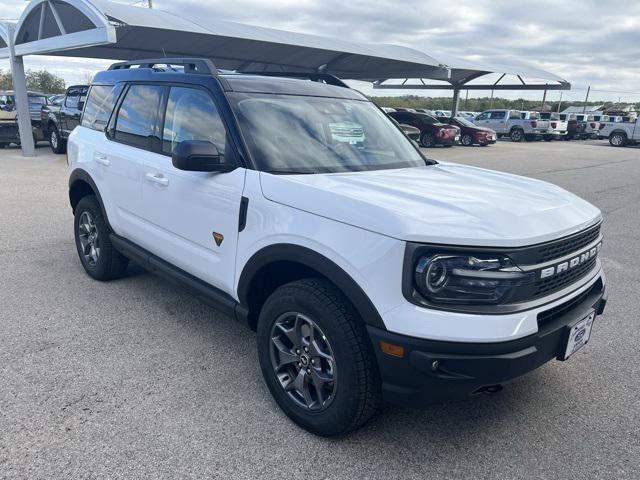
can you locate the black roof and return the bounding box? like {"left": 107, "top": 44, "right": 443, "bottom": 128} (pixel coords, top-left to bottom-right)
{"left": 92, "top": 60, "right": 367, "bottom": 101}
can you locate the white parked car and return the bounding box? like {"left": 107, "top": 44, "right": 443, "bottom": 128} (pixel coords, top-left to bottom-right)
{"left": 67, "top": 58, "right": 608, "bottom": 436}
{"left": 474, "top": 109, "right": 550, "bottom": 142}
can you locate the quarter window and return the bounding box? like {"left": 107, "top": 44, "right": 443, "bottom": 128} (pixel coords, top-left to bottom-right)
{"left": 114, "top": 84, "right": 163, "bottom": 148}
{"left": 81, "top": 84, "right": 123, "bottom": 131}
{"left": 162, "top": 87, "right": 226, "bottom": 155}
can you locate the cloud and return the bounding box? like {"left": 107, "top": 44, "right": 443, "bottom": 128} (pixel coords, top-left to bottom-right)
{"left": 1, "top": 0, "right": 638, "bottom": 102}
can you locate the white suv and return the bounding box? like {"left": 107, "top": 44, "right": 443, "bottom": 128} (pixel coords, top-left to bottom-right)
{"left": 68, "top": 59, "right": 607, "bottom": 436}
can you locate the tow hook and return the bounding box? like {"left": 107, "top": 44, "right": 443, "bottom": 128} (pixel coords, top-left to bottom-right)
{"left": 473, "top": 384, "right": 504, "bottom": 395}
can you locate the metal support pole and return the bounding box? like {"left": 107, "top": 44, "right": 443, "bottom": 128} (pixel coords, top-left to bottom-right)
{"left": 6, "top": 23, "right": 35, "bottom": 157}
{"left": 582, "top": 86, "right": 590, "bottom": 114}
{"left": 557, "top": 91, "right": 563, "bottom": 113}
{"left": 464, "top": 89, "right": 469, "bottom": 110}
{"left": 451, "top": 87, "right": 461, "bottom": 117}
{"left": 541, "top": 88, "right": 547, "bottom": 111}
{"left": 489, "top": 89, "right": 494, "bottom": 109}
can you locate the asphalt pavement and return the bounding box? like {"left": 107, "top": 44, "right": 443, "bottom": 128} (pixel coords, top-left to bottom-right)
{"left": 1, "top": 139, "right": 638, "bottom": 479}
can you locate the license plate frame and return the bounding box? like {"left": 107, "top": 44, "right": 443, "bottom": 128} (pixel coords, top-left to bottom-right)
{"left": 561, "top": 310, "right": 596, "bottom": 360}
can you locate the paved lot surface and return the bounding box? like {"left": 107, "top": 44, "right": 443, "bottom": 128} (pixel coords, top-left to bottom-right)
{"left": 1, "top": 140, "right": 639, "bottom": 479}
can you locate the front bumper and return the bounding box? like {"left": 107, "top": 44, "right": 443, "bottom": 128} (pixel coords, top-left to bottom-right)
{"left": 368, "top": 278, "right": 607, "bottom": 408}
{"left": 436, "top": 135, "right": 460, "bottom": 146}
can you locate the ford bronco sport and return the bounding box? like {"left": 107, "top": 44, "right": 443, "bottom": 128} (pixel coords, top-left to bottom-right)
{"left": 68, "top": 59, "right": 607, "bottom": 436}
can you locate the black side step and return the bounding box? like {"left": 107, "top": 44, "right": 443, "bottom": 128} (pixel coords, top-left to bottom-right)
{"left": 110, "top": 234, "right": 249, "bottom": 326}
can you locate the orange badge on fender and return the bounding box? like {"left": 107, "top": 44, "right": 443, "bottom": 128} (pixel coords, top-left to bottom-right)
{"left": 212, "top": 232, "right": 224, "bottom": 246}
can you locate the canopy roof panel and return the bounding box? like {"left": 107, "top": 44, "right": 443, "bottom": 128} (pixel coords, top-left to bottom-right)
{"left": 6, "top": 0, "right": 450, "bottom": 81}
{"left": 4, "top": 0, "right": 569, "bottom": 90}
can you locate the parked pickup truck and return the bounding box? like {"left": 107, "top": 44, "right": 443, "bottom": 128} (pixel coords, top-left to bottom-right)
{"left": 41, "top": 85, "right": 88, "bottom": 154}
{"left": 0, "top": 90, "right": 50, "bottom": 146}
{"left": 473, "top": 109, "right": 549, "bottom": 142}
{"left": 538, "top": 112, "right": 568, "bottom": 141}
{"left": 599, "top": 117, "right": 640, "bottom": 147}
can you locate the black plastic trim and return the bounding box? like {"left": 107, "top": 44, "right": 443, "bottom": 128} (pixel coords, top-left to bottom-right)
{"left": 68, "top": 169, "right": 112, "bottom": 230}
{"left": 109, "top": 234, "right": 249, "bottom": 326}
{"left": 238, "top": 196, "right": 249, "bottom": 232}
{"left": 238, "top": 244, "right": 386, "bottom": 330}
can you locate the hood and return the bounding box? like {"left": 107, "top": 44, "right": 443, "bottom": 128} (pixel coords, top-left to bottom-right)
{"left": 259, "top": 163, "right": 601, "bottom": 247}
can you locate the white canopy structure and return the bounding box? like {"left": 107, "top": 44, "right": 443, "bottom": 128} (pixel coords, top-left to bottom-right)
{"left": 1, "top": 0, "right": 570, "bottom": 156}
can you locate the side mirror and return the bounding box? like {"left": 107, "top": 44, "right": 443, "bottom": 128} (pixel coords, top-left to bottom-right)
{"left": 77, "top": 101, "right": 85, "bottom": 111}
{"left": 172, "top": 140, "right": 235, "bottom": 173}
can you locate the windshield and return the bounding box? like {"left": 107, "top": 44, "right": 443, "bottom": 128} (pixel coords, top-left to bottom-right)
{"left": 453, "top": 117, "right": 475, "bottom": 127}
{"left": 28, "top": 96, "right": 47, "bottom": 105}
{"left": 230, "top": 93, "right": 428, "bottom": 174}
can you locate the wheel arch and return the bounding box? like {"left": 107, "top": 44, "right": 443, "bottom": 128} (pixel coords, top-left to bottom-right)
{"left": 237, "top": 244, "right": 386, "bottom": 332}
{"left": 68, "top": 168, "right": 112, "bottom": 230}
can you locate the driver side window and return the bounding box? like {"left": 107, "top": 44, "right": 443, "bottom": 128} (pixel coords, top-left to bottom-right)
{"left": 476, "top": 112, "right": 490, "bottom": 120}
{"left": 162, "top": 87, "right": 226, "bottom": 156}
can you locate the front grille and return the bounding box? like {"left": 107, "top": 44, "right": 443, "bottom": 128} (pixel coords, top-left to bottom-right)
{"left": 537, "top": 278, "right": 602, "bottom": 329}
{"left": 536, "top": 224, "right": 601, "bottom": 263}
{"left": 533, "top": 256, "right": 598, "bottom": 297}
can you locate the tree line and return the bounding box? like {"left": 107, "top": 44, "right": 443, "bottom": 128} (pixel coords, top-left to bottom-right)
{"left": 370, "top": 94, "right": 640, "bottom": 113}
{"left": 0, "top": 69, "right": 66, "bottom": 94}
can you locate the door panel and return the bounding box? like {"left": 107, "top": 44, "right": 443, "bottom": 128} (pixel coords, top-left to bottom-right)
{"left": 141, "top": 85, "right": 245, "bottom": 294}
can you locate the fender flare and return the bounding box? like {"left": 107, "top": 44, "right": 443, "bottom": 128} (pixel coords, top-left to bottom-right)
{"left": 68, "top": 168, "right": 112, "bottom": 230}
{"left": 237, "top": 244, "right": 386, "bottom": 330}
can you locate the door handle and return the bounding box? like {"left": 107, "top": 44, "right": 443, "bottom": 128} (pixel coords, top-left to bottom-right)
{"left": 94, "top": 153, "right": 110, "bottom": 166}
{"left": 145, "top": 172, "right": 169, "bottom": 186}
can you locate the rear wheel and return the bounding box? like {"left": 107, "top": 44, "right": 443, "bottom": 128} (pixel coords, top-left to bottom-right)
{"left": 609, "top": 132, "right": 627, "bottom": 147}
{"left": 50, "top": 127, "right": 66, "bottom": 154}
{"left": 257, "top": 278, "right": 381, "bottom": 436}
{"left": 461, "top": 134, "right": 473, "bottom": 146}
{"left": 420, "top": 132, "right": 435, "bottom": 148}
{"left": 510, "top": 128, "right": 524, "bottom": 142}
{"left": 74, "top": 196, "right": 128, "bottom": 281}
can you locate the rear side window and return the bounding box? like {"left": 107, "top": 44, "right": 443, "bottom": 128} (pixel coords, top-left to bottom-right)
{"left": 114, "top": 84, "right": 164, "bottom": 148}
{"left": 82, "top": 85, "right": 123, "bottom": 131}
{"left": 65, "top": 86, "right": 88, "bottom": 109}
{"left": 162, "top": 86, "right": 226, "bottom": 155}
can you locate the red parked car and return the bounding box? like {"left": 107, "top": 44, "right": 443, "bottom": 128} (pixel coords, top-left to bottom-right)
{"left": 437, "top": 116, "right": 497, "bottom": 146}
{"left": 389, "top": 111, "right": 460, "bottom": 147}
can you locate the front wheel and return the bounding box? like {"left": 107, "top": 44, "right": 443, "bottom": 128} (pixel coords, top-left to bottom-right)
{"left": 460, "top": 134, "right": 473, "bottom": 146}
{"left": 609, "top": 133, "right": 627, "bottom": 147}
{"left": 257, "top": 279, "right": 381, "bottom": 436}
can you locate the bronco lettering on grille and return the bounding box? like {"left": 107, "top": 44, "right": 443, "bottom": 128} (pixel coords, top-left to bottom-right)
{"left": 539, "top": 242, "right": 602, "bottom": 279}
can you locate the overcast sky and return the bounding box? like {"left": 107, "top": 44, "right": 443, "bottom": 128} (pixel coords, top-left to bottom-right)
{"left": 1, "top": 0, "right": 639, "bottom": 103}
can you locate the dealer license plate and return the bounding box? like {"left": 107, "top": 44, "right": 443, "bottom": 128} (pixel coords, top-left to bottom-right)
{"left": 563, "top": 310, "right": 595, "bottom": 360}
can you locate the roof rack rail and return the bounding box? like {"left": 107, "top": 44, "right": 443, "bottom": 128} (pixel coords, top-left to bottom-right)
{"left": 108, "top": 58, "right": 218, "bottom": 75}
{"left": 239, "top": 71, "right": 350, "bottom": 89}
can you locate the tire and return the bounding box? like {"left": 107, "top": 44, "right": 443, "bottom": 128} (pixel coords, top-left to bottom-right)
{"left": 460, "top": 134, "right": 473, "bottom": 146}
{"left": 609, "top": 133, "right": 627, "bottom": 147}
{"left": 510, "top": 128, "right": 524, "bottom": 142}
{"left": 543, "top": 135, "right": 553, "bottom": 142}
{"left": 74, "top": 196, "right": 128, "bottom": 281}
{"left": 49, "top": 126, "right": 67, "bottom": 154}
{"left": 257, "top": 278, "right": 381, "bottom": 436}
{"left": 420, "top": 132, "right": 435, "bottom": 148}
{"left": 0, "top": 143, "right": 7, "bottom": 149}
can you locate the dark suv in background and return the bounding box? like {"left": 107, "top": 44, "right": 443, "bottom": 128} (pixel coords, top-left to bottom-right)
{"left": 388, "top": 111, "right": 460, "bottom": 147}
{"left": 41, "top": 85, "right": 89, "bottom": 154}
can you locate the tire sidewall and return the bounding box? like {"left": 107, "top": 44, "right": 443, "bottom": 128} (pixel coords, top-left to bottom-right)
{"left": 256, "top": 283, "right": 368, "bottom": 435}
{"left": 610, "top": 133, "right": 626, "bottom": 147}
{"left": 74, "top": 196, "right": 110, "bottom": 279}
{"left": 461, "top": 134, "right": 473, "bottom": 146}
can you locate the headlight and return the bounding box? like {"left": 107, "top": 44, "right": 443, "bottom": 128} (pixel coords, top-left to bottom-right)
{"left": 414, "top": 253, "right": 533, "bottom": 305}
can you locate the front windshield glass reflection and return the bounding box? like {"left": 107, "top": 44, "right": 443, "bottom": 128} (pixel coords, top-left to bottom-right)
{"left": 230, "top": 93, "right": 427, "bottom": 174}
